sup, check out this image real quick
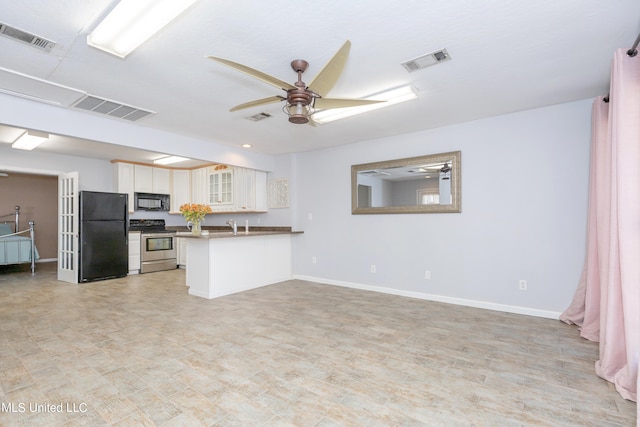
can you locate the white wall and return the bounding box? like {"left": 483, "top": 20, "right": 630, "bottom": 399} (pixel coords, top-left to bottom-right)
{"left": 0, "top": 144, "right": 113, "bottom": 191}
{"left": 292, "top": 99, "right": 592, "bottom": 316}
{"left": 0, "top": 93, "right": 274, "bottom": 172}
{"left": 1, "top": 90, "right": 593, "bottom": 317}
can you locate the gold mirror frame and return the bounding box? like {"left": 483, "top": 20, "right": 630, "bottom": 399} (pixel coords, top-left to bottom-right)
{"left": 351, "top": 151, "right": 461, "bottom": 214}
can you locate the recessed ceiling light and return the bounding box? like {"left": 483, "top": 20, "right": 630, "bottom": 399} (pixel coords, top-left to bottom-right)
{"left": 242, "top": 144, "right": 252, "bottom": 148}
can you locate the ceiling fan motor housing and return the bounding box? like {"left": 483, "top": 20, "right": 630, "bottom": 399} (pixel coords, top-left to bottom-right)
{"left": 285, "top": 86, "right": 315, "bottom": 124}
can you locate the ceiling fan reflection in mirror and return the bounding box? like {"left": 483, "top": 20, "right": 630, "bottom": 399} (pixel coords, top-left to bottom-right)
{"left": 207, "top": 40, "right": 383, "bottom": 124}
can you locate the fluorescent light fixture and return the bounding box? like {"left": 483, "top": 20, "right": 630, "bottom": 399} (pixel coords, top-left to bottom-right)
{"left": 87, "top": 0, "right": 198, "bottom": 58}
{"left": 313, "top": 85, "right": 418, "bottom": 124}
{"left": 154, "top": 155, "right": 188, "bottom": 165}
{"left": 12, "top": 130, "right": 49, "bottom": 151}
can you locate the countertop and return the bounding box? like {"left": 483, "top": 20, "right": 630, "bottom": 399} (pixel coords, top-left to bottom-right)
{"left": 175, "top": 230, "right": 303, "bottom": 239}
{"left": 170, "top": 226, "right": 302, "bottom": 239}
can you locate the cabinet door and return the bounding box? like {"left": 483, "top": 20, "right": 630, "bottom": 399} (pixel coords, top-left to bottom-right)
{"left": 177, "top": 237, "right": 188, "bottom": 267}
{"left": 113, "top": 162, "right": 135, "bottom": 213}
{"left": 171, "top": 170, "right": 190, "bottom": 213}
{"left": 134, "top": 165, "right": 153, "bottom": 193}
{"left": 255, "top": 170, "right": 268, "bottom": 212}
{"left": 153, "top": 167, "right": 171, "bottom": 194}
{"left": 208, "top": 169, "right": 234, "bottom": 210}
{"left": 233, "top": 167, "right": 253, "bottom": 211}
{"left": 128, "top": 232, "right": 141, "bottom": 274}
{"left": 191, "top": 168, "right": 208, "bottom": 205}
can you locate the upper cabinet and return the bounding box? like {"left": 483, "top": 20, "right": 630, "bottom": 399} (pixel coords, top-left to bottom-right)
{"left": 152, "top": 167, "right": 171, "bottom": 194}
{"left": 171, "top": 170, "right": 190, "bottom": 213}
{"left": 134, "top": 164, "right": 170, "bottom": 194}
{"left": 190, "top": 167, "right": 208, "bottom": 205}
{"left": 208, "top": 167, "right": 234, "bottom": 211}
{"left": 113, "top": 162, "right": 135, "bottom": 213}
{"left": 113, "top": 161, "right": 267, "bottom": 214}
{"left": 234, "top": 167, "right": 267, "bottom": 212}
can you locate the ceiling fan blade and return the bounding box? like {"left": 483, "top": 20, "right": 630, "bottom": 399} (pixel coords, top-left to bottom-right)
{"left": 315, "top": 97, "right": 384, "bottom": 110}
{"left": 307, "top": 40, "right": 351, "bottom": 96}
{"left": 229, "top": 95, "right": 285, "bottom": 112}
{"left": 207, "top": 56, "right": 296, "bottom": 91}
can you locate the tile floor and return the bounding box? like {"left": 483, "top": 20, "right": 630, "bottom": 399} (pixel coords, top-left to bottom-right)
{"left": 0, "top": 263, "right": 635, "bottom": 426}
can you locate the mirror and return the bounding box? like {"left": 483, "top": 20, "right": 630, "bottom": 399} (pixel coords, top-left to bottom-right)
{"left": 351, "top": 151, "right": 461, "bottom": 214}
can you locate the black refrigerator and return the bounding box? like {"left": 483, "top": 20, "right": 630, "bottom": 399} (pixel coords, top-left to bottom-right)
{"left": 79, "top": 191, "right": 128, "bottom": 282}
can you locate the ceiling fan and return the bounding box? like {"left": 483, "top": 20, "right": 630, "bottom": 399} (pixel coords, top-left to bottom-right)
{"left": 207, "top": 40, "right": 383, "bottom": 124}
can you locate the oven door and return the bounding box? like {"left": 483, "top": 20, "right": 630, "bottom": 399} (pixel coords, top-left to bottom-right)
{"left": 141, "top": 233, "right": 176, "bottom": 262}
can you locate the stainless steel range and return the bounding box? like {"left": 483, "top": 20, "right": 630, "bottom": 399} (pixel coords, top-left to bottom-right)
{"left": 129, "top": 219, "right": 177, "bottom": 273}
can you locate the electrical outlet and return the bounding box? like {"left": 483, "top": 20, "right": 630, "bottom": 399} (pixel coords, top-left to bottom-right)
{"left": 370, "top": 265, "right": 376, "bottom": 273}
{"left": 307, "top": 213, "right": 313, "bottom": 220}
{"left": 519, "top": 280, "right": 528, "bottom": 291}
{"left": 311, "top": 256, "right": 316, "bottom": 264}
{"left": 424, "top": 270, "right": 431, "bottom": 280}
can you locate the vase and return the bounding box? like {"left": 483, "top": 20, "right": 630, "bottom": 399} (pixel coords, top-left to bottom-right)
{"left": 191, "top": 221, "right": 202, "bottom": 236}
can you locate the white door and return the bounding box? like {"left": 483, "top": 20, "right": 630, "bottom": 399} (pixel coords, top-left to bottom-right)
{"left": 57, "top": 172, "right": 78, "bottom": 283}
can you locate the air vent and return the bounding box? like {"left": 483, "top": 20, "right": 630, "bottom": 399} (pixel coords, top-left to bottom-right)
{"left": 0, "top": 22, "right": 56, "bottom": 52}
{"left": 401, "top": 48, "right": 451, "bottom": 72}
{"left": 245, "top": 112, "right": 272, "bottom": 122}
{"left": 73, "top": 95, "right": 155, "bottom": 122}
{"left": 360, "top": 170, "right": 390, "bottom": 176}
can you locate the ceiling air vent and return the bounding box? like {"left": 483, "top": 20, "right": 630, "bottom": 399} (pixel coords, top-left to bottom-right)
{"left": 401, "top": 48, "right": 451, "bottom": 72}
{"left": 73, "top": 95, "right": 155, "bottom": 122}
{"left": 0, "top": 22, "right": 56, "bottom": 52}
{"left": 245, "top": 112, "right": 272, "bottom": 122}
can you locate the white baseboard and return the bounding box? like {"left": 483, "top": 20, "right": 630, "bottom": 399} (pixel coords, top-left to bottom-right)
{"left": 293, "top": 275, "right": 561, "bottom": 320}
{"left": 36, "top": 258, "right": 56, "bottom": 263}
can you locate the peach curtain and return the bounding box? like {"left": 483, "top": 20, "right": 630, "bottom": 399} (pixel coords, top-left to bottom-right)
{"left": 560, "top": 48, "right": 639, "bottom": 414}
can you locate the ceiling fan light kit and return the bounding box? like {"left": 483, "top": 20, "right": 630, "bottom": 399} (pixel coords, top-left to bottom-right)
{"left": 208, "top": 40, "right": 386, "bottom": 125}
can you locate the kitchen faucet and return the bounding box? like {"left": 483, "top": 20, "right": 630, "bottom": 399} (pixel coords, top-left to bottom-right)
{"left": 226, "top": 219, "right": 237, "bottom": 235}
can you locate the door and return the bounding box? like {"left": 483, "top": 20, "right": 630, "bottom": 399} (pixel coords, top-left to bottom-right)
{"left": 58, "top": 171, "right": 78, "bottom": 283}
{"left": 80, "top": 191, "right": 127, "bottom": 221}
{"left": 79, "top": 220, "right": 128, "bottom": 282}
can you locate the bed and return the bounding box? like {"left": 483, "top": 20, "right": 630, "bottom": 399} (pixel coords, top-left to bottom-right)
{"left": 0, "top": 206, "right": 38, "bottom": 274}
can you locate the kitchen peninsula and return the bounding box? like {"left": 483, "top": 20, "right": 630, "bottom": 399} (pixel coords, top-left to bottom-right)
{"left": 179, "top": 228, "right": 302, "bottom": 299}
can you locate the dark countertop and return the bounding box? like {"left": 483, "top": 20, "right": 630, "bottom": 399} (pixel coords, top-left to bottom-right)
{"left": 175, "top": 230, "right": 303, "bottom": 239}
{"left": 168, "top": 225, "right": 303, "bottom": 239}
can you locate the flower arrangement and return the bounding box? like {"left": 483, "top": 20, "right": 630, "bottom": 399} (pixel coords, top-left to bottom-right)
{"left": 179, "top": 203, "right": 212, "bottom": 223}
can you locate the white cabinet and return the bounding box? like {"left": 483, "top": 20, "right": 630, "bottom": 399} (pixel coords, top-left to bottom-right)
{"left": 208, "top": 167, "right": 234, "bottom": 211}
{"left": 153, "top": 167, "right": 171, "bottom": 194}
{"left": 113, "top": 162, "right": 135, "bottom": 213}
{"left": 177, "top": 237, "right": 188, "bottom": 268}
{"left": 191, "top": 167, "right": 208, "bottom": 205}
{"left": 233, "top": 167, "right": 268, "bottom": 212}
{"left": 171, "top": 170, "right": 190, "bottom": 213}
{"left": 255, "top": 171, "right": 267, "bottom": 211}
{"left": 134, "top": 164, "right": 171, "bottom": 194}
{"left": 134, "top": 164, "right": 153, "bottom": 192}
{"left": 114, "top": 162, "right": 267, "bottom": 214}
{"left": 128, "top": 232, "right": 141, "bottom": 274}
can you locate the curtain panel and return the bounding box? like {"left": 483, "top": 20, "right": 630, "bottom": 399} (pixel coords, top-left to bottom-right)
{"left": 560, "top": 48, "right": 639, "bottom": 411}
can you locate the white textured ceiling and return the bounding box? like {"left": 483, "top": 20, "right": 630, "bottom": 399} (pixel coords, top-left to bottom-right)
{"left": 0, "top": 1, "right": 639, "bottom": 161}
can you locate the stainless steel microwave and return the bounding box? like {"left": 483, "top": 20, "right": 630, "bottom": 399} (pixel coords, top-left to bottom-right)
{"left": 134, "top": 192, "right": 170, "bottom": 211}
